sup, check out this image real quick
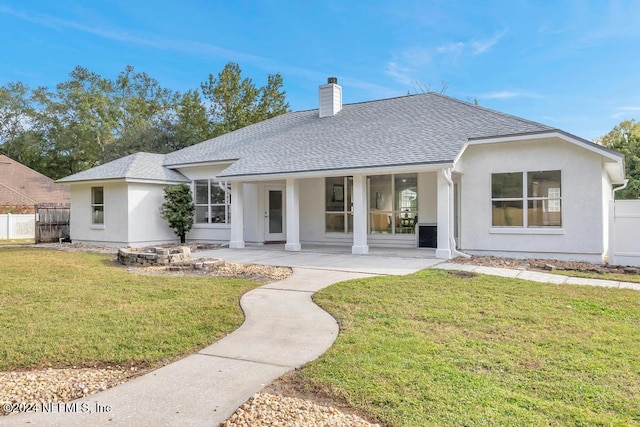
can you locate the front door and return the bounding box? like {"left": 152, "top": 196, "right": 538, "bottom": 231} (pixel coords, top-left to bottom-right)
{"left": 264, "top": 186, "right": 286, "bottom": 242}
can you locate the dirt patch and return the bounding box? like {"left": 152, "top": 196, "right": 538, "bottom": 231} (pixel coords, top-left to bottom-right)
{"left": 129, "top": 260, "right": 292, "bottom": 283}
{"left": 447, "top": 270, "right": 477, "bottom": 279}
{"left": 453, "top": 255, "right": 640, "bottom": 276}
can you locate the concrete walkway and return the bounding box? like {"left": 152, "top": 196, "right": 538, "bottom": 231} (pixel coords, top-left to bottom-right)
{"left": 3, "top": 248, "right": 637, "bottom": 425}
{"left": 433, "top": 262, "right": 640, "bottom": 290}
{"left": 1, "top": 268, "right": 380, "bottom": 426}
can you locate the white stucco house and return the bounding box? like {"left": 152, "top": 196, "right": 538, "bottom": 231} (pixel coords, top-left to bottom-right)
{"left": 58, "top": 78, "right": 626, "bottom": 263}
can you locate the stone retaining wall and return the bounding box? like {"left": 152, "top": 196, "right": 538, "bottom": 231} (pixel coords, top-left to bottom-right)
{"left": 117, "top": 246, "right": 192, "bottom": 266}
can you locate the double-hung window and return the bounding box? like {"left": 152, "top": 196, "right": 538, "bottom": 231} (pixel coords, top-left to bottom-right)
{"left": 194, "top": 179, "right": 231, "bottom": 224}
{"left": 491, "top": 170, "right": 561, "bottom": 227}
{"left": 91, "top": 187, "right": 104, "bottom": 225}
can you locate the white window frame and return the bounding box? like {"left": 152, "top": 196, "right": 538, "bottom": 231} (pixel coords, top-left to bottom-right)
{"left": 368, "top": 173, "right": 418, "bottom": 235}
{"left": 193, "top": 179, "right": 231, "bottom": 226}
{"left": 491, "top": 170, "right": 562, "bottom": 228}
{"left": 324, "top": 176, "right": 353, "bottom": 233}
{"left": 91, "top": 186, "right": 104, "bottom": 226}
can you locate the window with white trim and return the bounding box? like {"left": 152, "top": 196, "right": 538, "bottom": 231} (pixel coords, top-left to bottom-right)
{"left": 91, "top": 187, "right": 104, "bottom": 224}
{"left": 491, "top": 170, "right": 561, "bottom": 227}
{"left": 369, "top": 173, "right": 418, "bottom": 234}
{"left": 194, "top": 179, "right": 231, "bottom": 224}
{"left": 325, "top": 177, "right": 353, "bottom": 233}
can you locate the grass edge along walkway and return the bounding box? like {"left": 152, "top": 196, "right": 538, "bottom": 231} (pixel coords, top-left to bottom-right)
{"left": 294, "top": 269, "right": 640, "bottom": 426}
{"left": 0, "top": 248, "right": 259, "bottom": 371}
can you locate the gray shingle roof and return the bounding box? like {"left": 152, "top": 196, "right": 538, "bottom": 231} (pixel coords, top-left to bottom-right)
{"left": 163, "top": 92, "right": 555, "bottom": 177}
{"left": 57, "top": 152, "right": 189, "bottom": 183}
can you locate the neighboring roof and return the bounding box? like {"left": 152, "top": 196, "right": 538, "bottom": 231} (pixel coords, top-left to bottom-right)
{"left": 57, "top": 152, "right": 189, "bottom": 184}
{"left": 163, "top": 92, "right": 555, "bottom": 177}
{"left": 0, "top": 155, "right": 70, "bottom": 205}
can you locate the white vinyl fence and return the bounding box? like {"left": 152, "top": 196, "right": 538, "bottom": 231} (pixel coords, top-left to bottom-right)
{"left": 0, "top": 213, "right": 35, "bottom": 240}
{"left": 609, "top": 200, "right": 640, "bottom": 267}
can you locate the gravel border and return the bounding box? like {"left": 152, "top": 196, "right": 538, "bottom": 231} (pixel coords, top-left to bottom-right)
{"left": 220, "top": 393, "right": 380, "bottom": 427}
{"left": 0, "top": 367, "right": 141, "bottom": 414}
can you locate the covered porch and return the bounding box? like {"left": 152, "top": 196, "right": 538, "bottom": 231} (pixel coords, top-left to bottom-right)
{"left": 198, "top": 244, "right": 443, "bottom": 276}
{"left": 227, "top": 167, "right": 460, "bottom": 260}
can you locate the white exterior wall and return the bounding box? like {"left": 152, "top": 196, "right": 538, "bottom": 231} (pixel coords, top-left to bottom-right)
{"left": 458, "top": 139, "right": 609, "bottom": 262}
{"left": 127, "top": 183, "right": 178, "bottom": 246}
{"left": 418, "top": 172, "right": 437, "bottom": 224}
{"left": 602, "top": 169, "right": 612, "bottom": 258}
{"left": 69, "top": 182, "right": 129, "bottom": 246}
{"left": 243, "top": 183, "right": 261, "bottom": 244}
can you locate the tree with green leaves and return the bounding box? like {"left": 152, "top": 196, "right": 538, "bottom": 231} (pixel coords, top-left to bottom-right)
{"left": 599, "top": 119, "right": 640, "bottom": 199}
{"left": 201, "top": 62, "right": 289, "bottom": 136}
{"left": 160, "top": 184, "right": 195, "bottom": 244}
{"left": 169, "top": 89, "right": 214, "bottom": 150}
{"left": 0, "top": 63, "right": 289, "bottom": 179}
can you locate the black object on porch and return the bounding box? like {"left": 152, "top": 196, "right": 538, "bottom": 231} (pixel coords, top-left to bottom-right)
{"left": 418, "top": 224, "right": 437, "bottom": 248}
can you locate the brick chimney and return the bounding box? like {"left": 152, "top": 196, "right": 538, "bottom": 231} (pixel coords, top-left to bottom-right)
{"left": 319, "top": 77, "right": 342, "bottom": 118}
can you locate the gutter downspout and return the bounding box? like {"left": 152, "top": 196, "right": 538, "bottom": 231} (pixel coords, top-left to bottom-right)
{"left": 218, "top": 181, "right": 231, "bottom": 195}
{"left": 443, "top": 168, "right": 470, "bottom": 259}
{"left": 608, "top": 179, "right": 629, "bottom": 265}
{"left": 612, "top": 179, "right": 629, "bottom": 199}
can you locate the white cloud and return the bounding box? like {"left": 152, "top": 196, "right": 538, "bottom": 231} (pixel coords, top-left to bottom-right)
{"left": 612, "top": 106, "right": 640, "bottom": 119}
{"left": 384, "top": 47, "right": 433, "bottom": 86}
{"left": 385, "top": 62, "right": 414, "bottom": 86}
{"left": 436, "top": 42, "right": 465, "bottom": 54}
{"left": 471, "top": 29, "right": 508, "bottom": 55}
{"left": 480, "top": 90, "right": 543, "bottom": 100}
{"left": 386, "top": 27, "right": 508, "bottom": 84}
{"left": 0, "top": 5, "right": 394, "bottom": 97}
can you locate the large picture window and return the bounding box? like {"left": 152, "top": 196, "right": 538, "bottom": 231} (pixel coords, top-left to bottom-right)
{"left": 492, "top": 170, "right": 561, "bottom": 227}
{"left": 91, "top": 187, "right": 104, "bottom": 225}
{"left": 194, "top": 179, "right": 231, "bottom": 224}
{"left": 325, "top": 177, "right": 353, "bottom": 233}
{"left": 369, "top": 173, "right": 418, "bottom": 234}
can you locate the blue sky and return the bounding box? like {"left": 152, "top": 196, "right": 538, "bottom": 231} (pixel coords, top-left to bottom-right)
{"left": 1, "top": 0, "right": 639, "bottom": 140}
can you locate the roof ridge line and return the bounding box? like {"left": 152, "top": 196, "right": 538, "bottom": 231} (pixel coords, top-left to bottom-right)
{"left": 427, "top": 92, "right": 554, "bottom": 131}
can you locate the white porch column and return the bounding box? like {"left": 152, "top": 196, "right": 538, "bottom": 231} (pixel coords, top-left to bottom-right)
{"left": 352, "top": 174, "right": 369, "bottom": 254}
{"left": 229, "top": 181, "right": 245, "bottom": 248}
{"left": 285, "top": 178, "right": 301, "bottom": 251}
{"left": 436, "top": 169, "right": 452, "bottom": 259}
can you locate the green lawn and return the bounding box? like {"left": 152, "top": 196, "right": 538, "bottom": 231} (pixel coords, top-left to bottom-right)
{"left": 552, "top": 269, "right": 640, "bottom": 284}
{"left": 0, "top": 238, "right": 35, "bottom": 245}
{"left": 0, "top": 248, "right": 258, "bottom": 371}
{"left": 296, "top": 270, "right": 640, "bottom": 426}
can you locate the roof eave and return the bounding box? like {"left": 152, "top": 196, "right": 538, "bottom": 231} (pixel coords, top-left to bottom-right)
{"left": 466, "top": 130, "right": 624, "bottom": 162}
{"left": 219, "top": 161, "right": 454, "bottom": 182}
{"left": 163, "top": 159, "right": 238, "bottom": 169}
{"left": 57, "top": 177, "right": 189, "bottom": 185}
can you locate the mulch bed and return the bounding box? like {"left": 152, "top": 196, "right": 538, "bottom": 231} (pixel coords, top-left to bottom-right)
{"left": 452, "top": 255, "right": 640, "bottom": 276}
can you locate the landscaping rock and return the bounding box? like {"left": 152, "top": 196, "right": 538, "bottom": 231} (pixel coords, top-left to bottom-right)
{"left": 220, "top": 393, "right": 379, "bottom": 427}
{"left": 0, "top": 367, "right": 140, "bottom": 415}
{"left": 117, "top": 246, "right": 191, "bottom": 266}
